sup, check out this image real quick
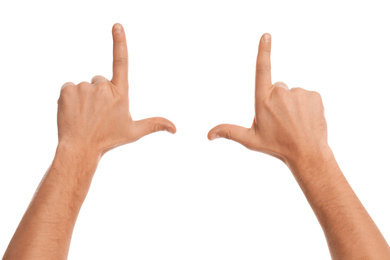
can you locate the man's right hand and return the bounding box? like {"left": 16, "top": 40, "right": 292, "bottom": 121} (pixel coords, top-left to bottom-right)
{"left": 208, "top": 33, "right": 390, "bottom": 260}
{"left": 208, "top": 33, "right": 329, "bottom": 165}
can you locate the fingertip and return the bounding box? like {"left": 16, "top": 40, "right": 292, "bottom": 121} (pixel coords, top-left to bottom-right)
{"left": 167, "top": 123, "right": 176, "bottom": 134}
{"left": 209, "top": 133, "right": 220, "bottom": 141}
{"left": 112, "top": 23, "right": 123, "bottom": 34}
{"left": 262, "top": 33, "right": 271, "bottom": 43}
{"left": 158, "top": 118, "right": 176, "bottom": 134}
{"left": 207, "top": 127, "right": 221, "bottom": 141}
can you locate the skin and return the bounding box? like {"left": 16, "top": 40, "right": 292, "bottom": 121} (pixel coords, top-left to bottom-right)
{"left": 3, "top": 25, "right": 389, "bottom": 260}
{"left": 208, "top": 33, "right": 390, "bottom": 259}
{"left": 3, "top": 23, "right": 176, "bottom": 260}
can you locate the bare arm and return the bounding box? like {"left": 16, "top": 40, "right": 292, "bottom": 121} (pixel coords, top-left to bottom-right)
{"left": 208, "top": 33, "right": 390, "bottom": 259}
{"left": 3, "top": 145, "right": 99, "bottom": 259}
{"left": 3, "top": 23, "right": 176, "bottom": 260}
{"left": 288, "top": 146, "right": 390, "bottom": 259}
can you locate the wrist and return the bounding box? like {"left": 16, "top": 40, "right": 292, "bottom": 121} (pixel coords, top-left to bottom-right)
{"left": 56, "top": 141, "right": 101, "bottom": 160}
{"left": 285, "top": 143, "right": 336, "bottom": 178}
{"left": 52, "top": 142, "right": 101, "bottom": 190}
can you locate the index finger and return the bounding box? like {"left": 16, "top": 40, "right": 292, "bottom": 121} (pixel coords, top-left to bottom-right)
{"left": 255, "top": 33, "right": 272, "bottom": 100}
{"left": 111, "top": 23, "right": 129, "bottom": 88}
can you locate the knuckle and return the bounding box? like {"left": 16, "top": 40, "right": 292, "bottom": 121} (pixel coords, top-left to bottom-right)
{"left": 310, "top": 90, "right": 322, "bottom": 99}
{"left": 114, "top": 57, "right": 128, "bottom": 65}
{"left": 273, "top": 81, "right": 287, "bottom": 86}
{"left": 114, "top": 37, "right": 126, "bottom": 44}
{"left": 224, "top": 129, "right": 232, "bottom": 140}
{"left": 273, "top": 85, "right": 289, "bottom": 97}
{"left": 78, "top": 81, "right": 92, "bottom": 92}
{"left": 61, "top": 82, "right": 74, "bottom": 91}
{"left": 290, "top": 87, "right": 304, "bottom": 92}
{"left": 92, "top": 75, "right": 107, "bottom": 83}
{"left": 290, "top": 87, "right": 308, "bottom": 96}
{"left": 95, "top": 80, "right": 110, "bottom": 88}
{"left": 151, "top": 118, "right": 165, "bottom": 133}
{"left": 60, "top": 82, "right": 75, "bottom": 95}
{"left": 256, "top": 63, "right": 271, "bottom": 72}
{"left": 78, "top": 81, "right": 91, "bottom": 88}
{"left": 153, "top": 123, "right": 161, "bottom": 133}
{"left": 273, "top": 81, "right": 289, "bottom": 90}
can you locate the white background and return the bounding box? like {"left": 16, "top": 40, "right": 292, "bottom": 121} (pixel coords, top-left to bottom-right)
{"left": 1, "top": 0, "right": 390, "bottom": 259}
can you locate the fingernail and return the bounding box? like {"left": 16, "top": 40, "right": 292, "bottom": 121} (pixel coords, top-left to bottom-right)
{"left": 263, "top": 33, "right": 271, "bottom": 43}
{"left": 114, "top": 24, "right": 122, "bottom": 33}
{"left": 167, "top": 127, "right": 175, "bottom": 134}
{"left": 210, "top": 133, "right": 220, "bottom": 140}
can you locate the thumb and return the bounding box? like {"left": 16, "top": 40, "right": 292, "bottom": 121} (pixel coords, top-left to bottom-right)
{"left": 208, "top": 124, "right": 254, "bottom": 148}
{"left": 131, "top": 117, "right": 176, "bottom": 140}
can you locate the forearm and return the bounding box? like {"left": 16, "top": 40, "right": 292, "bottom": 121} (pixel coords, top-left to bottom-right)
{"left": 287, "top": 147, "right": 390, "bottom": 259}
{"left": 3, "top": 144, "right": 99, "bottom": 260}
{"left": 3, "top": 23, "right": 172, "bottom": 260}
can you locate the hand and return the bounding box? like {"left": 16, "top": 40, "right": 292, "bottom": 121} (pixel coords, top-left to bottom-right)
{"left": 57, "top": 23, "right": 176, "bottom": 156}
{"left": 208, "top": 33, "right": 328, "bottom": 165}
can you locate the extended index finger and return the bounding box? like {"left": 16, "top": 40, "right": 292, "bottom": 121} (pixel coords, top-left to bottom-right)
{"left": 111, "top": 23, "right": 129, "bottom": 88}
{"left": 255, "top": 33, "right": 272, "bottom": 100}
